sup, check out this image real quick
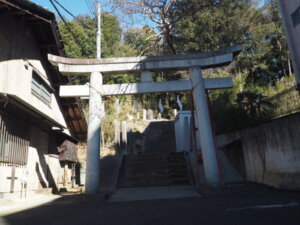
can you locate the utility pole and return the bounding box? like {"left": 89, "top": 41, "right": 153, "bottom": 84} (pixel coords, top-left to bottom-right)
{"left": 85, "top": 0, "right": 102, "bottom": 194}
{"left": 96, "top": 2, "right": 101, "bottom": 59}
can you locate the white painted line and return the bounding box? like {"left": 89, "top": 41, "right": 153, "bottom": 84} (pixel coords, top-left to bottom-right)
{"left": 222, "top": 202, "right": 299, "bottom": 212}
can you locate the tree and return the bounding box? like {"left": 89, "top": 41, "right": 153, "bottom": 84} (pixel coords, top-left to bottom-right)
{"left": 59, "top": 15, "right": 96, "bottom": 59}
{"left": 171, "top": 0, "right": 292, "bottom": 90}
{"left": 59, "top": 13, "right": 122, "bottom": 84}
{"left": 60, "top": 13, "right": 121, "bottom": 59}
{"left": 172, "top": 0, "right": 254, "bottom": 53}
{"left": 237, "top": 1, "right": 291, "bottom": 89}
{"left": 236, "top": 91, "right": 274, "bottom": 121}
{"left": 106, "top": 0, "right": 222, "bottom": 54}
{"left": 123, "top": 25, "right": 160, "bottom": 56}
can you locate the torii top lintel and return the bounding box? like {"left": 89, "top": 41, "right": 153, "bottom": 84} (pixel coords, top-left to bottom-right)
{"left": 48, "top": 46, "right": 242, "bottom": 75}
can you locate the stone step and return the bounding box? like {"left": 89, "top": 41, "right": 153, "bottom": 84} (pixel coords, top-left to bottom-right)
{"left": 122, "top": 177, "right": 190, "bottom": 184}
{"left": 120, "top": 152, "right": 190, "bottom": 188}
{"left": 127, "top": 159, "right": 185, "bottom": 162}
{"left": 35, "top": 188, "right": 53, "bottom": 195}
{"left": 122, "top": 178, "right": 190, "bottom": 188}
{"left": 129, "top": 152, "right": 184, "bottom": 156}
{"left": 125, "top": 167, "right": 188, "bottom": 175}
{"left": 126, "top": 153, "right": 185, "bottom": 158}
{"left": 124, "top": 169, "right": 188, "bottom": 177}
{"left": 125, "top": 161, "right": 187, "bottom": 168}
{"left": 125, "top": 165, "right": 188, "bottom": 171}
{"left": 126, "top": 155, "right": 179, "bottom": 159}
{"left": 126, "top": 158, "right": 186, "bottom": 163}
{"left": 125, "top": 161, "right": 187, "bottom": 169}
{"left": 144, "top": 121, "right": 176, "bottom": 153}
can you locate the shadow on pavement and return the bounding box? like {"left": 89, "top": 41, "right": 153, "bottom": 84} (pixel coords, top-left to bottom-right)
{"left": 1, "top": 188, "right": 300, "bottom": 225}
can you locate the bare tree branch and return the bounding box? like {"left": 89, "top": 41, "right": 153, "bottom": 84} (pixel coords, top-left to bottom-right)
{"left": 107, "top": 0, "right": 221, "bottom": 54}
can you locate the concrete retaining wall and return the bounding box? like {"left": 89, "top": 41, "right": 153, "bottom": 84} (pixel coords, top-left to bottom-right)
{"left": 99, "top": 154, "right": 124, "bottom": 192}
{"left": 217, "top": 113, "right": 300, "bottom": 190}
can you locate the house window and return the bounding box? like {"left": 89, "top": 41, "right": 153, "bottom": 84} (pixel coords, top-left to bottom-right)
{"left": 31, "top": 72, "right": 52, "bottom": 106}
{"left": 0, "top": 117, "right": 29, "bottom": 166}
{"left": 291, "top": 7, "right": 300, "bottom": 27}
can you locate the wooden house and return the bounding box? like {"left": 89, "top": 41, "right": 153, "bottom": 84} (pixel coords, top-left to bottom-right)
{"left": 0, "top": 0, "right": 87, "bottom": 198}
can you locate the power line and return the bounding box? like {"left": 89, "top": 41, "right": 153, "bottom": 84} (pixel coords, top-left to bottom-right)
{"left": 85, "top": 0, "right": 96, "bottom": 16}
{"left": 49, "top": 0, "right": 89, "bottom": 55}
{"left": 85, "top": 0, "right": 92, "bottom": 14}
{"left": 85, "top": 0, "right": 94, "bottom": 15}
{"left": 52, "top": 0, "right": 95, "bottom": 31}
{"left": 85, "top": 0, "right": 92, "bottom": 11}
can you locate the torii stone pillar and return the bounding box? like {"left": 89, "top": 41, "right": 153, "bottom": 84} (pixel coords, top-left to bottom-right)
{"left": 85, "top": 71, "right": 102, "bottom": 194}
{"left": 190, "top": 67, "right": 220, "bottom": 187}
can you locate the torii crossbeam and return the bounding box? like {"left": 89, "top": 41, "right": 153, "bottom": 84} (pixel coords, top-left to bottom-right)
{"left": 48, "top": 46, "right": 242, "bottom": 194}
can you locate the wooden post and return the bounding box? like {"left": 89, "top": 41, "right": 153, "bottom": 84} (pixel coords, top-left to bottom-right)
{"left": 63, "top": 163, "right": 68, "bottom": 187}
{"left": 142, "top": 109, "right": 147, "bottom": 120}
{"left": 121, "top": 121, "right": 127, "bottom": 153}
{"left": 7, "top": 166, "right": 18, "bottom": 193}
{"left": 190, "top": 95, "right": 201, "bottom": 187}
{"left": 114, "top": 120, "right": 120, "bottom": 150}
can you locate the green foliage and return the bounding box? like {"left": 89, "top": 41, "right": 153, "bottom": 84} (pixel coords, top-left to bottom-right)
{"left": 173, "top": 0, "right": 294, "bottom": 89}
{"left": 237, "top": 1, "right": 290, "bottom": 88}
{"left": 123, "top": 25, "right": 159, "bottom": 56}
{"left": 101, "top": 13, "right": 122, "bottom": 58}
{"left": 236, "top": 91, "right": 274, "bottom": 121}
{"left": 59, "top": 15, "right": 96, "bottom": 59}
{"left": 171, "top": 0, "right": 296, "bottom": 134}
{"left": 59, "top": 13, "right": 122, "bottom": 84}
{"left": 103, "top": 73, "right": 137, "bottom": 84}
{"left": 173, "top": 0, "right": 254, "bottom": 53}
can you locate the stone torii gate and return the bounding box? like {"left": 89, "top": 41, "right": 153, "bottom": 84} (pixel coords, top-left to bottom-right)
{"left": 48, "top": 46, "right": 242, "bottom": 194}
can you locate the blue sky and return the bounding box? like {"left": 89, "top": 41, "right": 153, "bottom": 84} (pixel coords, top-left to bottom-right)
{"left": 31, "top": 0, "right": 267, "bottom": 26}
{"left": 31, "top": 0, "right": 267, "bottom": 18}
{"left": 30, "top": 0, "right": 154, "bottom": 29}
{"left": 31, "top": 0, "right": 98, "bottom": 19}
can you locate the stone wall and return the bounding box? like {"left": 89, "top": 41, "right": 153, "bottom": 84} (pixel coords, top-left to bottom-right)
{"left": 216, "top": 113, "right": 300, "bottom": 190}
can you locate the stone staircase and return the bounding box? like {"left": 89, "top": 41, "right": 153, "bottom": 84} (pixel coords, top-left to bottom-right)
{"left": 144, "top": 121, "right": 177, "bottom": 153}
{"left": 120, "top": 152, "right": 190, "bottom": 188}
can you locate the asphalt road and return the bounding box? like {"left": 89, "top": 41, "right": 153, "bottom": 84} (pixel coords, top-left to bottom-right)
{"left": 1, "top": 190, "right": 300, "bottom": 225}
